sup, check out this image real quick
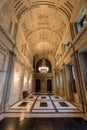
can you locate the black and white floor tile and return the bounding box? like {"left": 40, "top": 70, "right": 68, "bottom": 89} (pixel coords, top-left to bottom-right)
{"left": 8, "top": 100, "right": 34, "bottom": 112}
{"left": 37, "top": 95, "right": 50, "bottom": 100}
{"left": 32, "top": 99, "right": 55, "bottom": 113}
{"left": 53, "top": 101, "right": 77, "bottom": 109}
{"left": 50, "top": 95, "right": 63, "bottom": 100}
{"left": 53, "top": 101, "right": 80, "bottom": 113}
{"left": 27, "top": 95, "right": 37, "bottom": 100}
{"left": 8, "top": 94, "right": 80, "bottom": 113}
{"left": 33, "top": 101, "right": 54, "bottom": 109}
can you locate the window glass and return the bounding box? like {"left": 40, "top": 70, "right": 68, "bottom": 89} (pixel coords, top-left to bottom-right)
{"left": 77, "top": 14, "right": 87, "bottom": 32}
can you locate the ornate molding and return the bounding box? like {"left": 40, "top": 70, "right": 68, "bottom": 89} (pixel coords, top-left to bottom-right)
{"left": 56, "top": 23, "right": 87, "bottom": 69}
{"left": 74, "top": 24, "right": 87, "bottom": 44}
{"left": 0, "top": 24, "right": 15, "bottom": 46}
{"left": 14, "top": 46, "right": 33, "bottom": 70}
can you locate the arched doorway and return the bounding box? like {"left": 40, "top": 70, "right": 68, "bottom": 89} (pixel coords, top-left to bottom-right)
{"left": 47, "top": 79, "right": 52, "bottom": 93}
{"left": 36, "top": 79, "right": 41, "bottom": 92}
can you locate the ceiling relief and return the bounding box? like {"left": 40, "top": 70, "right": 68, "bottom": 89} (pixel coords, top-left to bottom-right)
{"left": 55, "top": 21, "right": 66, "bottom": 40}
{"left": 38, "top": 14, "right": 49, "bottom": 22}
{"left": 22, "top": 22, "right": 29, "bottom": 38}
{"left": 11, "top": 0, "right": 79, "bottom": 57}
{"left": 37, "top": 14, "right": 50, "bottom": 27}
{"left": 12, "top": 0, "right": 77, "bottom": 20}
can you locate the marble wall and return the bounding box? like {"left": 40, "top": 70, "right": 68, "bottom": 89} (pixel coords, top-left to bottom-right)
{"left": 80, "top": 53, "right": 87, "bottom": 92}
{"left": 9, "top": 61, "right": 23, "bottom": 106}
{"left": 0, "top": 27, "right": 13, "bottom": 112}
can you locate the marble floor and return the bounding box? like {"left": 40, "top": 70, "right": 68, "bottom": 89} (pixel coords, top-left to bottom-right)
{"left": 0, "top": 94, "right": 87, "bottom": 130}
{"left": 0, "top": 117, "right": 87, "bottom": 130}
{"left": 8, "top": 94, "right": 80, "bottom": 113}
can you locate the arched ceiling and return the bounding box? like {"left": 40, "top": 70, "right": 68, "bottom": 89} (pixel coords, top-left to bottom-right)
{"left": 12, "top": 0, "right": 79, "bottom": 56}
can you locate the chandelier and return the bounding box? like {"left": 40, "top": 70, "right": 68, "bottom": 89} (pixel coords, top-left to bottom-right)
{"left": 39, "top": 59, "right": 49, "bottom": 73}
{"left": 38, "top": 29, "right": 49, "bottom": 73}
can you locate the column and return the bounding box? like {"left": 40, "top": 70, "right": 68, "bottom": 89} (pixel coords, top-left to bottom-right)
{"left": 19, "top": 65, "right": 25, "bottom": 99}
{"left": 55, "top": 71, "right": 59, "bottom": 94}
{"left": 52, "top": 70, "right": 56, "bottom": 94}
{"left": 57, "top": 70, "right": 61, "bottom": 94}
{"left": 0, "top": 51, "right": 15, "bottom": 112}
{"left": 73, "top": 49, "right": 87, "bottom": 112}
{"left": 63, "top": 65, "right": 68, "bottom": 99}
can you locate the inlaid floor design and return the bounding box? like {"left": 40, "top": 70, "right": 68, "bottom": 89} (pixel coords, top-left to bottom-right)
{"left": 8, "top": 95, "right": 80, "bottom": 113}
{"left": 0, "top": 117, "right": 87, "bottom": 130}
{"left": 9, "top": 100, "right": 34, "bottom": 112}
{"left": 32, "top": 100, "right": 55, "bottom": 113}
{"left": 37, "top": 95, "right": 50, "bottom": 100}
{"left": 50, "top": 95, "right": 63, "bottom": 100}
{"left": 53, "top": 101, "right": 79, "bottom": 113}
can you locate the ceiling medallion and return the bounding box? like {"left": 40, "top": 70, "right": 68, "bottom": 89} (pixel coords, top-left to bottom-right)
{"left": 38, "top": 14, "right": 49, "bottom": 22}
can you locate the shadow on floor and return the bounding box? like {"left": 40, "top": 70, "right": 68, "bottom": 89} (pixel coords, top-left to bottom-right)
{"left": 0, "top": 117, "right": 87, "bottom": 130}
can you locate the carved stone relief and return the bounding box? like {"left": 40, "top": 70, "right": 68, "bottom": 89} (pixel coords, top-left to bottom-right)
{"left": 38, "top": 14, "right": 49, "bottom": 22}
{"left": 22, "top": 22, "right": 29, "bottom": 38}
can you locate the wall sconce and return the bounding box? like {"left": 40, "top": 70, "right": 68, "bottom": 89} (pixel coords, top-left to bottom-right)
{"left": 29, "top": 79, "right": 32, "bottom": 84}
{"left": 24, "top": 77, "right": 27, "bottom": 84}
{"left": 14, "top": 73, "right": 20, "bottom": 81}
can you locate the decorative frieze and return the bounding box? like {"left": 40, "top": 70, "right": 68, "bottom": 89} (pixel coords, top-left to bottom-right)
{"left": 74, "top": 23, "right": 87, "bottom": 44}
{"left": 56, "top": 23, "right": 87, "bottom": 69}
{"left": 0, "top": 24, "right": 15, "bottom": 46}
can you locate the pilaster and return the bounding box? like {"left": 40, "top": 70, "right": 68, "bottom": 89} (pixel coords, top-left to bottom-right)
{"left": 0, "top": 51, "right": 15, "bottom": 113}
{"left": 73, "top": 48, "right": 87, "bottom": 112}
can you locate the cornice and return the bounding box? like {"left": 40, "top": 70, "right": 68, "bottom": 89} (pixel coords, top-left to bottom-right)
{"left": 14, "top": 46, "right": 33, "bottom": 71}
{"left": 73, "top": 23, "right": 87, "bottom": 45}
{"left": 56, "top": 23, "right": 87, "bottom": 69}
{"left": 0, "top": 24, "right": 15, "bottom": 46}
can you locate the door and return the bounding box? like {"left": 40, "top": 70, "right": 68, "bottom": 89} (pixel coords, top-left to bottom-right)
{"left": 36, "top": 79, "right": 40, "bottom": 92}
{"left": 47, "top": 79, "right": 52, "bottom": 93}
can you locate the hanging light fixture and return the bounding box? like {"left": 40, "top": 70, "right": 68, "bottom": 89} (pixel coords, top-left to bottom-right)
{"left": 38, "top": 29, "right": 49, "bottom": 73}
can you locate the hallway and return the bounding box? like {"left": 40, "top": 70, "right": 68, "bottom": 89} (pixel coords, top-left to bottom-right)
{"left": 0, "top": 0, "right": 87, "bottom": 129}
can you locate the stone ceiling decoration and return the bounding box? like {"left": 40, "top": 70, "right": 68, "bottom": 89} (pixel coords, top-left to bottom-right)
{"left": 11, "top": 0, "right": 79, "bottom": 57}
{"left": 38, "top": 14, "right": 49, "bottom": 22}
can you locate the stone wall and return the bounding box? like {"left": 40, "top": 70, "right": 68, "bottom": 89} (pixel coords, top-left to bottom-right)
{"left": 9, "top": 61, "right": 23, "bottom": 106}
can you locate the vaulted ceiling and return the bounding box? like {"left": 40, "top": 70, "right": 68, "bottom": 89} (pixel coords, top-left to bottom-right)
{"left": 12, "top": 0, "right": 79, "bottom": 57}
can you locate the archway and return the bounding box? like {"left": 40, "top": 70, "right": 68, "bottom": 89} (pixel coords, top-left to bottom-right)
{"left": 36, "top": 79, "right": 41, "bottom": 92}
{"left": 47, "top": 79, "right": 52, "bottom": 93}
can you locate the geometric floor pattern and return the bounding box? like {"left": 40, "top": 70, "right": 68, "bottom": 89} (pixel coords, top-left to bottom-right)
{"left": 8, "top": 94, "right": 80, "bottom": 113}
{"left": 0, "top": 94, "right": 86, "bottom": 130}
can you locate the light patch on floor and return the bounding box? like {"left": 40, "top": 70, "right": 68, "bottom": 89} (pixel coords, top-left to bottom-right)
{"left": 58, "top": 109, "right": 80, "bottom": 113}
{"left": 32, "top": 110, "right": 55, "bottom": 113}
